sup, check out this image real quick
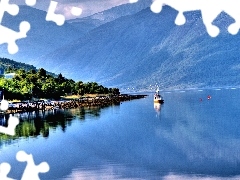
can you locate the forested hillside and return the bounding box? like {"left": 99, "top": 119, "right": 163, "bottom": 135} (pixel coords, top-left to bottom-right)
{"left": 37, "top": 6, "right": 240, "bottom": 90}
{"left": 0, "top": 57, "right": 56, "bottom": 77}
{"left": 0, "top": 57, "right": 36, "bottom": 72}
{"left": 0, "top": 58, "right": 119, "bottom": 100}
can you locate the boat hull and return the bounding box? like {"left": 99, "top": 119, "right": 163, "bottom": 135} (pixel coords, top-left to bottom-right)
{"left": 154, "top": 99, "right": 164, "bottom": 104}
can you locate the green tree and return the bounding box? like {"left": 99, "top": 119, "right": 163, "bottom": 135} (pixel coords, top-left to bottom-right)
{"left": 38, "top": 68, "right": 47, "bottom": 77}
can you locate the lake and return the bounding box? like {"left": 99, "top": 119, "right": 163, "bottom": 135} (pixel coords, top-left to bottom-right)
{"left": 1, "top": 88, "right": 240, "bottom": 179}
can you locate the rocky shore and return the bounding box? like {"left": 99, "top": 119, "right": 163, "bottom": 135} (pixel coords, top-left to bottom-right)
{"left": 5, "top": 94, "right": 147, "bottom": 114}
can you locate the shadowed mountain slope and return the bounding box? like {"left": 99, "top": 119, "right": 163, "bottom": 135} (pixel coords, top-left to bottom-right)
{"left": 5, "top": 5, "right": 240, "bottom": 91}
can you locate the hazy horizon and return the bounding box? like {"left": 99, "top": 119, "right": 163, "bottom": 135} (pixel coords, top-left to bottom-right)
{"left": 11, "top": 0, "right": 130, "bottom": 19}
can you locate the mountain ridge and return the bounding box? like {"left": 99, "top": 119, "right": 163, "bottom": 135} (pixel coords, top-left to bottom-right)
{"left": 67, "top": 0, "right": 152, "bottom": 34}
{"left": 0, "top": 5, "right": 82, "bottom": 64}
{"left": 34, "top": 5, "right": 240, "bottom": 91}
{"left": 2, "top": 4, "right": 240, "bottom": 91}
{"left": 0, "top": 57, "right": 57, "bottom": 77}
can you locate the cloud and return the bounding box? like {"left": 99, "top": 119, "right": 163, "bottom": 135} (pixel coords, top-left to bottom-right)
{"left": 11, "top": 0, "right": 129, "bottom": 19}
{"left": 54, "top": 0, "right": 129, "bottom": 18}
{"left": 54, "top": 3, "right": 83, "bottom": 20}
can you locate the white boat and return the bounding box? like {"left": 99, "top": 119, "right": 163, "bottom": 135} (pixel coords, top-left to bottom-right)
{"left": 154, "top": 88, "right": 164, "bottom": 103}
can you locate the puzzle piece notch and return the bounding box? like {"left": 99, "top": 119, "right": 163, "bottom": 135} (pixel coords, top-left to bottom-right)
{"left": 228, "top": 23, "right": 239, "bottom": 35}
{"left": 0, "top": 115, "right": 19, "bottom": 136}
{"left": 16, "top": 151, "right": 50, "bottom": 180}
{"left": 0, "top": 163, "right": 14, "bottom": 180}
{"left": 174, "top": 12, "right": 186, "bottom": 25}
{"left": 25, "top": 0, "right": 37, "bottom": 7}
{"left": 149, "top": 0, "right": 223, "bottom": 37}
{"left": 131, "top": 0, "right": 240, "bottom": 37}
{"left": 46, "top": 0, "right": 82, "bottom": 26}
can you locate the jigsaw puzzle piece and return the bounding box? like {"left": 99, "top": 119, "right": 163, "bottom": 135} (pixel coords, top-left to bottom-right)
{"left": 228, "top": 23, "right": 239, "bottom": 35}
{"left": 150, "top": 0, "right": 222, "bottom": 37}
{"left": 201, "top": 7, "right": 221, "bottom": 37}
{"left": 25, "top": 0, "right": 37, "bottom": 7}
{"left": 0, "top": 115, "right": 19, "bottom": 136}
{"left": 129, "top": 0, "right": 139, "bottom": 3}
{"left": 46, "top": 1, "right": 65, "bottom": 26}
{"left": 0, "top": 99, "right": 9, "bottom": 111}
{"left": 0, "top": 162, "right": 14, "bottom": 180}
{"left": 150, "top": 0, "right": 163, "bottom": 14}
{"left": 0, "top": 0, "right": 30, "bottom": 53}
{"left": 16, "top": 151, "right": 50, "bottom": 180}
{"left": 175, "top": 12, "right": 186, "bottom": 25}
{"left": 71, "top": 7, "right": 82, "bottom": 17}
{"left": 46, "top": 1, "right": 82, "bottom": 26}
{"left": 224, "top": 2, "right": 240, "bottom": 35}
{"left": 0, "top": 21, "right": 30, "bottom": 54}
{"left": 0, "top": 0, "right": 19, "bottom": 23}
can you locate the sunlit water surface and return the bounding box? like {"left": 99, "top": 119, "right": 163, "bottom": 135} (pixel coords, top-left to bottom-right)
{"left": 1, "top": 88, "right": 240, "bottom": 179}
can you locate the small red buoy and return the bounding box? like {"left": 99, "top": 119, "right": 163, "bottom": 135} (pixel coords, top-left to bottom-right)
{"left": 207, "top": 95, "right": 211, "bottom": 100}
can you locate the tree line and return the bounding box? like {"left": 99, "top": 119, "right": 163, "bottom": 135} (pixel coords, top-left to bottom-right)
{"left": 0, "top": 68, "right": 120, "bottom": 100}
{"left": 0, "top": 57, "right": 57, "bottom": 77}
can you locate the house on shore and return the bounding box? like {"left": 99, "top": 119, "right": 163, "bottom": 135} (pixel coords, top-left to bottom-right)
{"left": 4, "top": 73, "right": 16, "bottom": 79}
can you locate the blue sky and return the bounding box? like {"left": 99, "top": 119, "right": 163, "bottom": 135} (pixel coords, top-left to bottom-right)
{"left": 11, "top": 0, "right": 129, "bottom": 19}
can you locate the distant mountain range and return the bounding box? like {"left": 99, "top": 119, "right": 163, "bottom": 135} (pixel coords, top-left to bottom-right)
{"left": 67, "top": 0, "right": 152, "bottom": 34}
{"left": 1, "top": 2, "right": 240, "bottom": 91}
{"left": 0, "top": 5, "right": 82, "bottom": 64}
{"left": 0, "top": 57, "right": 36, "bottom": 72}
{"left": 0, "top": 57, "right": 56, "bottom": 77}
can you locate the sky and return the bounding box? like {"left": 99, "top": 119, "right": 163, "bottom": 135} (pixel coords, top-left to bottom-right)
{"left": 11, "top": 0, "right": 130, "bottom": 19}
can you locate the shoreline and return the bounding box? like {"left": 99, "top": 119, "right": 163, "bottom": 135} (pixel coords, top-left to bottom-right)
{"left": 4, "top": 94, "right": 148, "bottom": 115}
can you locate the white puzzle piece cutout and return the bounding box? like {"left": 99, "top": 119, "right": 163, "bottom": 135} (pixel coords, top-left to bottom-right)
{"left": 0, "top": 163, "right": 14, "bottom": 180}
{"left": 0, "top": 0, "right": 19, "bottom": 23}
{"left": 0, "top": 115, "right": 19, "bottom": 136}
{"left": 71, "top": 7, "right": 82, "bottom": 17}
{"left": 0, "top": 98, "right": 19, "bottom": 136}
{"left": 0, "top": 100, "right": 49, "bottom": 179}
{"left": 0, "top": 0, "right": 30, "bottom": 54}
{"left": 129, "top": 0, "right": 138, "bottom": 3}
{"left": 46, "top": 0, "right": 82, "bottom": 26}
{"left": 1, "top": 99, "right": 9, "bottom": 111}
{"left": 0, "top": 0, "right": 81, "bottom": 53}
{"left": 46, "top": 1, "right": 65, "bottom": 26}
{"left": 130, "top": 0, "right": 240, "bottom": 37}
{"left": 16, "top": 151, "right": 50, "bottom": 180}
{"left": 25, "top": 0, "right": 37, "bottom": 7}
{"left": 0, "top": 21, "right": 30, "bottom": 54}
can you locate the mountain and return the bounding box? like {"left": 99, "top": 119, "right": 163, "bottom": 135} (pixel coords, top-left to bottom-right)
{"left": 0, "top": 57, "right": 36, "bottom": 72}
{"left": 34, "top": 5, "right": 240, "bottom": 91}
{"left": 67, "top": 0, "right": 152, "bottom": 34}
{"left": 0, "top": 2, "right": 152, "bottom": 68}
{"left": 0, "top": 57, "right": 56, "bottom": 76}
{"left": 0, "top": 5, "right": 82, "bottom": 64}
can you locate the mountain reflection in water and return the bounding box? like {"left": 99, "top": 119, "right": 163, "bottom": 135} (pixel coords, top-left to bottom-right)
{"left": 0, "top": 103, "right": 118, "bottom": 145}
{"left": 1, "top": 89, "right": 240, "bottom": 179}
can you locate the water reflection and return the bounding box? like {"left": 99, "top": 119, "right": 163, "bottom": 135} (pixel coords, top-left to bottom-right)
{"left": 0, "top": 104, "right": 119, "bottom": 145}
{"left": 2, "top": 90, "right": 240, "bottom": 179}
{"left": 154, "top": 103, "right": 162, "bottom": 117}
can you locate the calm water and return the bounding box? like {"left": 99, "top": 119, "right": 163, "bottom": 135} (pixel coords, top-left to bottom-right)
{"left": 1, "top": 88, "right": 240, "bottom": 179}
